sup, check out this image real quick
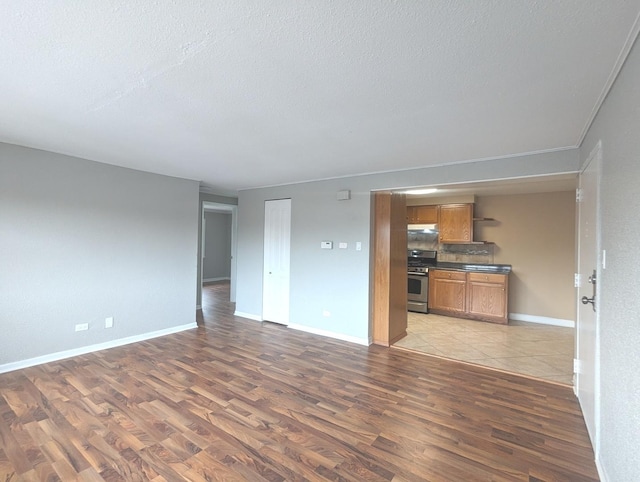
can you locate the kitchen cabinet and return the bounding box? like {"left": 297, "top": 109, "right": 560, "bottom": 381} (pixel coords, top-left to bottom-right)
{"left": 429, "top": 269, "right": 467, "bottom": 315}
{"left": 429, "top": 269, "right": 509, "bottom": 324}
{"left": 466, "top": 272, "right": 509, "bottom": 324}
{"left": 438, "top": 203, "right": 473, "bottom": 243}
{"left": 407, "top": 205, "right": 438, "bottom": 224}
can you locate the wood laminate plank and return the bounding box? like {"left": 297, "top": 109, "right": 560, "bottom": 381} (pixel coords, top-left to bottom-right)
{"left": 0, "top": 282, "right": 598, "bottom": 481}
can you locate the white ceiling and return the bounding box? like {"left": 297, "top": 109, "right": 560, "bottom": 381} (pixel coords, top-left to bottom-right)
{"left": 1, "top": 2, "right": 639, "bottom": 195}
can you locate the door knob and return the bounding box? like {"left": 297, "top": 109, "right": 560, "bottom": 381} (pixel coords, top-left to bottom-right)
{"left": 581, "top": 295, "right": 595, "bottom": 312}
{"left": 583, "top": 268, "right": 597, "bottom": 311}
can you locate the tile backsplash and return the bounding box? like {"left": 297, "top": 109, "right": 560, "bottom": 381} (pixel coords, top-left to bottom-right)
{"left": 407, "top": 232, "right": 495, "bottom": 264}
{"left": 437, "top": 243, "right": 494, "bottom": 264}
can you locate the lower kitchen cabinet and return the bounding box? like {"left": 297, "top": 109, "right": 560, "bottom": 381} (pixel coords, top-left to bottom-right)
{"left": 428, "top": 270, "right": 467, "bottom": 314}
{"left": 466, "top": 272, "right": 509, "bottom": 324}
{"left": 429, "top": 269, "right": 509, "bottom": 324}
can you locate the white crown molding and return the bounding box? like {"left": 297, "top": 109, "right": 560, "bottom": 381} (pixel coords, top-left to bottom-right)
{"left": 577, "top": 10, "right": 640, "bottom": 146}
{"left": 238, "top": 146, "right": 578, "bottom": 192}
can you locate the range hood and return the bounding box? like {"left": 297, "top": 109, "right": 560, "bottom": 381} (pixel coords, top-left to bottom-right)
{"left": 408, "top": 223, "right": 438, "bottom": 233}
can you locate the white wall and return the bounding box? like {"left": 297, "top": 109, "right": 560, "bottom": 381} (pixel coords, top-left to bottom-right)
{"left": 0, "top": 143, "right": 199, "bottom": 368}
{"left": 203, "top": 211, "right": 232, "bottom": 280}
{"left": 235, "top": 149, "right": 579, "bottom": 343}
{"left": 580, "top": 35, "right": 640, "bottom": 480}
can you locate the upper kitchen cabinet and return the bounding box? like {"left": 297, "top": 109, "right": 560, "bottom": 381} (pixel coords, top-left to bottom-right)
{"left": 407, "top": 205, "right": 438, "bottom": 224}
{"left": 438, "top": 203, "right": 473, "bottom": 243}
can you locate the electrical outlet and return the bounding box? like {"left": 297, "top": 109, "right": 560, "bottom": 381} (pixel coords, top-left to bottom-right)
{"left": 75, "top": 323, "right": 89, "bottom": 332}
{"left": 105, "top": 317, "right": 114, "bottom": 328}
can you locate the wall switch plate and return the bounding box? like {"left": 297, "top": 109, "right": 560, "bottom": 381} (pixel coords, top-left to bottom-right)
{"left": 336, "top": 190, "right": 351, "bottom": 201}
{"left": 75, "top": 323, "right": 89, "bottom": 332}
{"left": 322, "top": 310, "right": 331, "bottom": 317}
{"left": 105, "top": 317, "right": 114, "bottom": 328}
{"left": 321, "top": 241, "right": 333, "bottom": 249}
{"left": 339, "top": 242, "right": 347, "bottom": 249}
{"left": 355, "top": 242, "right": 362, "bottom": 251}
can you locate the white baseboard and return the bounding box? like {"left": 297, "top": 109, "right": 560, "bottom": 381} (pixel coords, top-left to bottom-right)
{"left": 234, "top": 311, "right": 263, "bottom": 322}
{"left": 596, "top": 455, "right": 609, "bottom": 482}
{"left": 509, "top": 313, "right": 574, "bottom": 328}
{"left": 0, "top": 322, "right": 198, "bottom": 375}
{"left": 287, "top": 323, "right": 370, "bottom": 346}
{"left": 203, "top": 277, "right": 230, "bottom": 283}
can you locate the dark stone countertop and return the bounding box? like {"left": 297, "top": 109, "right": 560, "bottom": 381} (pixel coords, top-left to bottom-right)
{"left": 434, "top": 262, "right": 512, "bottom": 274}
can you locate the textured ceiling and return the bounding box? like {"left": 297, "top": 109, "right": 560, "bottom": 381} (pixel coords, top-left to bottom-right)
{"left": 1, "top": 1, "right": 639, "bottom": 194}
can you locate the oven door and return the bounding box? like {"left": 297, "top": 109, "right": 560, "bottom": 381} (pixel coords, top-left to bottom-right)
{"left": 408, "top": 273, "right": 429, "bottom": 313}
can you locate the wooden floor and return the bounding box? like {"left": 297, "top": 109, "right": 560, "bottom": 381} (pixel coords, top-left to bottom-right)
{"left": 0, "top": 283, "right": 599, "bottom": 481}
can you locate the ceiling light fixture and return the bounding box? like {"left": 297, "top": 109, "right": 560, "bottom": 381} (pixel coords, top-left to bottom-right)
{"left": 403, "top": 188, "right": 438, "bottom": 195}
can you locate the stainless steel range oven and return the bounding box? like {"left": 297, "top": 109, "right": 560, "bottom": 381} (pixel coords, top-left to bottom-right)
{"left": 408, "top": 250, "right": 437, "bottom": 313}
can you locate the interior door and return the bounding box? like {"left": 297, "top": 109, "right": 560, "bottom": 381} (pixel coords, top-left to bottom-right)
{"left": 263, "top": 199, "right": 291, "bottom": 325}
{"left": 576, "top": 142, "right": 601, "bottom": 454}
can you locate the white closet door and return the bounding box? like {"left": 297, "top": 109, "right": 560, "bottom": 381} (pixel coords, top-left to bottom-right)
{"left": 576, "top": 143, "right": 601, "bottom": 455}
{"left": 262, "top": 199, "right": 291, "bottom": 325}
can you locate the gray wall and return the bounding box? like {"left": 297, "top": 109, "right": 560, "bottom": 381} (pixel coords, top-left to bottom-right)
{"left": 236, "top": 148, "right": 579, "bottom": 342}
{"left": 580, "top": 35, "right": 640, "bottom": 479}
{"left": 0, "top": 143, "right": 199, "bottom": 367}
{"left": 203, "top": 211, "right": 232, "bottom": 280}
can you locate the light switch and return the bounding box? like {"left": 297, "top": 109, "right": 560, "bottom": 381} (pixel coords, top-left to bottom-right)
{"left": 339, "top": 242, "right": 348, "bottom": 249}
{"left": 321, "top": 241, "right": 333, "bottom": 249}
{"left": 355, "top": 242, "right": 362, "bottom": 251}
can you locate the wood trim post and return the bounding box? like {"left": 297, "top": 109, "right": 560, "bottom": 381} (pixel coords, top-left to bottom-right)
{"left": 371, "top": 191, "right": 408, "bottom": 346}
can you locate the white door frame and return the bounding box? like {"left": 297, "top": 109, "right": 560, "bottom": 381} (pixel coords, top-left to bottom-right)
{"left": 202, "top": 201, "right": 238, "bottom": 302}
{"left": 575, "top": 140, "right": 602, "bottom": 456}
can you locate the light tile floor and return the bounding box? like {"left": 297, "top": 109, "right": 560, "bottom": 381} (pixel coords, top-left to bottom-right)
{"left": 394, "top": 312, "right": 575, "bottom": 385}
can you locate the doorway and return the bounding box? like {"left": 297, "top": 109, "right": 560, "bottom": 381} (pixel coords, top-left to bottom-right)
{"left": 373, "top": 175, "right": 579, "bottom": 383}
{"left": 201, "top": 202, "right": 238, "bottom": 302}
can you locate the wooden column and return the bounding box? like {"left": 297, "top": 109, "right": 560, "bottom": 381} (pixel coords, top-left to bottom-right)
{"left": 371, "top": 191, "right": 408, "bottom": 346}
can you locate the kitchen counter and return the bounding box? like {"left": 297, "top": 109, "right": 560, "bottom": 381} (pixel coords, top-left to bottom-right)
{"left": 434, "top": 262, "right": 512, "bottom": 274}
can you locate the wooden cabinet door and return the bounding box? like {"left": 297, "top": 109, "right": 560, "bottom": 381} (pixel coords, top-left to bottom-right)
{"left": 415, "top": 205, "right": 438, "bottom": 223}
{"left": 466, "top": 273, "right": 508, "bottom": 323}
{"left": 438, "top": 203, "right": 473, "bottom": 243}
{"left": 429, "top": 270, "right": 467, "bottom": 313}
{"left": 406, "top": 206, "right": 418, "bottom": 223}
{"left": 407, "top": 205, "right": 438, "bottom": 224}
